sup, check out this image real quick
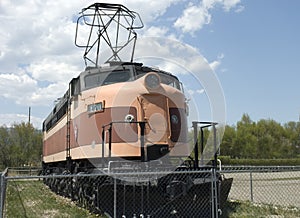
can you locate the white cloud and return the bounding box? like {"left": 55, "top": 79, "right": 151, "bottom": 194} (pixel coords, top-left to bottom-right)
{"left": 0, "top": 0, "right": 180, "bottom": 74}
{"left": 0, "top": 0, "right": 183, "bottom": 124}
{"left": 235, "top": 5, "right": 245, "bottom": 13}
{"left": 0, "top": 73, "right": 37, "bottom": 103}
{"left": 0, "top": 0, "right": 85, "bottom": 73}
{"left": 142, "top": 26, "right": 174, "bottom": 39}
{"left": 174, "top": 0, "right": 242, "bottom": 34}
{"left": 197, "top": 89, "right": 205, "bottom": 94}
{"left": 0, "top": 72, "right": 67, "bottom": 106}
{"left": 135, "top": 37, "right": 212, "bottom": 75}
{"left": 188, "top": 90, "right": 195, "bottom": 96}
{"left": 27, "top": 58, "right": 80, "bottom": 83}
{"left": 210, "top": 53, "right": 225, "bottom": 71}
{"left": 0, "top": 113, "right": 42, "bottom": 128}
{"left": 186, "top": 88, "right": 205, "bottom": 96}
{"left": 174, "top": 3, "right": 211, "bottom": 34}
{"left": 122, "top": 0, "right": 181, "bottom": 23}
{"left": 210, "top": 60, "right": 221, "bottom": 71}
{"left": 0, "top": 0, "right": 231, "bottom": 125}
{"left": 222, "top": 0, "right": 242, "bottom": 12}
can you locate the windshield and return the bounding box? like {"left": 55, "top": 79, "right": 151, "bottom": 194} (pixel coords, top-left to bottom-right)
{"left": 83, "top": 68, "right": 182, "bottom": 91}
{"left": 84, "top": 70, "right": 131, "bottom": 89}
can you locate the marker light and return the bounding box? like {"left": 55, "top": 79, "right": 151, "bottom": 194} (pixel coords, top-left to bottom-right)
{"left": 125, "top": 114, "right": 135, "bottom": 122}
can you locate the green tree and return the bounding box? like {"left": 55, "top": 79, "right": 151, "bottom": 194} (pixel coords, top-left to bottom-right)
{"left": 0, "top": 122, "right": 42, "bottom": 168}
{"left": 220, "top": 125, "right": 236, "bottom": 157}
{"left": 234, "top": 114, "right": 258, "bottom": 158}
{"left": 0, "top": 126, "right": 12, "bottom": 168}
{"left": 220, "top": 114, "right": 300, "bottom": 159}
{"left": 256, "top": 119, "right": 286, "bottom": 158}
{"left": 284, "top": 121, "right": 300, "bottom": 158}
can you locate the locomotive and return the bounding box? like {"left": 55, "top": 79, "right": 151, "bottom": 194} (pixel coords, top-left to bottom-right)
{"left": 42, "top": 3, "right": 232, "bottom": 217}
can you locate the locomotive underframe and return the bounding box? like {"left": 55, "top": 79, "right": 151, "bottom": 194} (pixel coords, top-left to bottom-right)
{"left": 43, "top": 166, "right": 232, "bottom": 218}
{"left": 42, "top": 121, "right": 233, "bottom": 217}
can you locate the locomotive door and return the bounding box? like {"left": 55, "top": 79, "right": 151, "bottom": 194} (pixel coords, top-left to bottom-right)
{"left": 138, "top": 94, "right": 170, "bottom": 144}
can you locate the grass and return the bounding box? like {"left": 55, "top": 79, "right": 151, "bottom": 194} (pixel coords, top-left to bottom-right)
{"left": 221, "top": 200, "right": 300, "bottom": 218}
{"left": 5, "top": 180, "right": 102, "bottom": 218}
{"left": 4, "top": 180, "right": 300, "bottom": 217}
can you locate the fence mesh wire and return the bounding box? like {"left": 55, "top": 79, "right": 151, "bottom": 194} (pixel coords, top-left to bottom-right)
{"left": 1, "top": 166, "right": 300, "bottom": 218}
{"left": 223, "top": 167, "right": 300, "bottom": 207}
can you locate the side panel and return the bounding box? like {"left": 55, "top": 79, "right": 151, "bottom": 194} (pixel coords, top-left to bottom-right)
{"left": 43, "top": 106, "right": 139, "bottom": 163}
{"left": 43, "top": 115, "right": 68, "bottom": 158}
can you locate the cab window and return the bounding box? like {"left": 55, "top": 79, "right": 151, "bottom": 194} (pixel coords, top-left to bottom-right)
{"left": 84, "top": 70, "right": 130, "bottom": 89}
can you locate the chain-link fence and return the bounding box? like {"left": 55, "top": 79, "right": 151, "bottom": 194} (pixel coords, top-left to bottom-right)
{"left": 222, "top": 166, "right": 300, "bottom": 207}
{"left": 1, "top": 168, "right": 230, "bottom": 218}
{"left": 1, "top": 166, "right": 300, "bottom": 218}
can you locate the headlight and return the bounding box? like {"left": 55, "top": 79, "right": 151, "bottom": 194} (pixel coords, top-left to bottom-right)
{"left": 144, "top": 73, "right": 160, "bottom": 89}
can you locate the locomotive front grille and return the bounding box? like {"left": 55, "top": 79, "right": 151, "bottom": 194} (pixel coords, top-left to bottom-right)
{"left": 146, "top": 144, "right": 169, "bottom": 160}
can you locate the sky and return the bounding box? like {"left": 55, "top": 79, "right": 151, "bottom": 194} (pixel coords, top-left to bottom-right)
{"left": 0, "top": 0, "right": 300, "bottom": 128}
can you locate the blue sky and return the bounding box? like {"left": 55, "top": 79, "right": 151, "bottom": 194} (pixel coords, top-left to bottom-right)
{"left": 209, "top": 0, "right": 300, "bottom": 124}
{"left": 0, "top": 0, "right": 299, "bottom": 128}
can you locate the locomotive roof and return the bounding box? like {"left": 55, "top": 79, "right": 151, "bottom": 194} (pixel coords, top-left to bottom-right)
{"left": 81, "top": 62, "right": 180, "bottom": 81}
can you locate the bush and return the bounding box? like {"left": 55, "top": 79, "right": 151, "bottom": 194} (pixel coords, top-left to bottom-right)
{"left": 218, "top": 156, "right": 300, "bottom": 166}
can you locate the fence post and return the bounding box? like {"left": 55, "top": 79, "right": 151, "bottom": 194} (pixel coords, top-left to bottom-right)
{"left": 250, "top": 171, "right": 253, "bottom": 202}
{"left": 0, "top": 171, "right": 2, "bottom": 218}
{"left": 0, "top": 168, "right": 8, "bottom": 218}
{"left": 210, "top": 168, "right": 219, "bottom": 218}
{"left": 114, "top": 176, "right": 117, "bottom": 218}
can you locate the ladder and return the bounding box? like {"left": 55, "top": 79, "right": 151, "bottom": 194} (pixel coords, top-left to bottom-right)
{"left": 66, "top": 90, "right": 72, "bottom": 172}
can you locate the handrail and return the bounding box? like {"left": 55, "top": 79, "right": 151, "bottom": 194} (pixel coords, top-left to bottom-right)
{"left": 217, "top": 159, "right": 222, "bottom": 171}
{"left": 1, "top": 168, "right": 8, "bottom": 178}
{"left": 192, "top": 121, "right": 219, "bottom": 169}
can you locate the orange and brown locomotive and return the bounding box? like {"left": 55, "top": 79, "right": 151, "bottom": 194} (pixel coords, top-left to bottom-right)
{"left": 41, "top": 3, "right": 232, "bottom": 217}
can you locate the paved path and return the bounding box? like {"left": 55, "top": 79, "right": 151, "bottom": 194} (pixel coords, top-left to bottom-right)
{"left": 223, "top": 171, "right": 300, "bottom": 207}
